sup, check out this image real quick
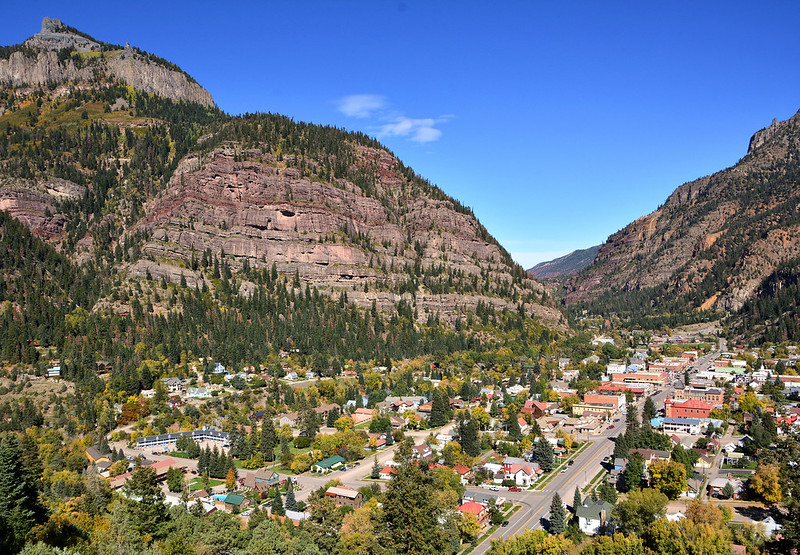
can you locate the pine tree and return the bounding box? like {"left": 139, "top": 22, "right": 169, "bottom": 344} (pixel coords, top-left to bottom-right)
{"left": 271, "top": 486, "right": 285, "bottom": 516}
{"left": 327, "top": 406, "right": 340, "bottom": 428}
{"left": 642, "top": 397, "right": 657, "bottom": 423}
{"left": 371, "top": 456, "right": 381, "bottom": 479}
{"left": 429, "top": 390, "right": 448, "bottom": 428}
{"left": 285, "top": 486, "right": 298, "bottom": 512}
{"left": 534, "top": 438, "right": 555, "bottom": 472}
{"left": 613, "top": 434, "right": 630, "bottom": 460}
{"left": 548, "top": 493, "right": 566, "bottom": 534}
{"left": 261, "top": 419, "right": 276, "bottom": 462}
{"left": 573, "top": 487, "right": 583, "bottom": 512}
{"left": 506, "top": 411, "right": 522, "bottom": 442}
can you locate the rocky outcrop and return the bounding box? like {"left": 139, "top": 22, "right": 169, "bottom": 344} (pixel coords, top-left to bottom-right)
{"left": 0, "top": 18, "right": 214, "bottom": 107}
{"left": 134, "top": 145, "right": 563, "bottom": 329}
{"left": 0, "top": 51, "right": 93, "bottom": 87}
{"left": 566, "top": 108, "right": 800, "bottom": 313}
{"left": 24, "top": 17, "right": 100, "bottom": 52}
{"left": 107, "top": 49, "right": 214, "bottom": 107}
{"left": 0, "top": 176, "right": 84, "bottom": 238}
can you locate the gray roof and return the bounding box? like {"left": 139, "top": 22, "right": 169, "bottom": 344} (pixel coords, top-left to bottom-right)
{"left": 576, "top": 499, "right": 613, "bottom": 521}
{"left": 663, "top": 417, "right": 702, "bottom": 425}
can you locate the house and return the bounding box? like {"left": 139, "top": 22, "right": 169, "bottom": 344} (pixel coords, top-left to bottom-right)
{"left": 160, "top": 377, "right": 184, "bottom": 393}
{"left": 389, "top": 415, "right": 406, "bottom": 430}
{"left": 85, "top": 445, "right": 111, "bottom": 465}
{"left": 186, "top": 387, "right": 211, "bottom": 399}
{"left": 708, "top": 477, "right": 745, "bottom": 499}
{"left": 325, "top": 486, "right": 364, "bottom": 509}
{"left": 761, "top": 516, "right": 782, "bottom": 537}
{"left": 241, "top": 470, "right": 282, "bottom": 497}
{"left": 629, "top": 449, "right": 671, "bottom": 468}
{"left": 216, "top": 493, "right": 249, "bottom": 512}
{"left": 693, "top": 454, "right": 713, "bottom": 470}
{"left": 312, "top": 455, "right": 346, "bottom": 473}
{"left": 379, "top": 465, "right": 396, "bottom": 480}
{"left": 188, "top": 497, "right": 216, "bottom": 515}
{"left": 576, "top": 499, "right": 613, "bottom": 535}
{"left": 411, "top": 443, "right": 433, "bottom": 459}
{"left": 314, "top": 403, "right": 341, "bottom": 422}
{"left": 505, "top": 463, "right": 539, "bottom": 486}
{"left": 452, "top": 464, "right": 473, "bottom": 485}
{"left": 46, "top": 366, "right": 61, "bottom": 378}
{"left": 278, "top": 413, "right": 300, "bottom": 428}
{"left": 457, "top": 501, "right": 490, "bottom": 527}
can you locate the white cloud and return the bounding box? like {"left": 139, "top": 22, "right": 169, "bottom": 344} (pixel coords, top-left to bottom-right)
{"left": 338, "top": 94, "right": 448, "bottom": 143}
{"left": 338, "top": 94, "right": 386, "bottom": 118}
{"left": 377, "top": 117, "right": 442, "bottom": 143}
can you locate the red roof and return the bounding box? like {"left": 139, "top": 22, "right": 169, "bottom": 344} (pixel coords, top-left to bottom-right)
{"left": 458, "top": 501, "right": 486, "bottom": 515}
{"left": 380, "top": 465, "right": 395, "bottom": 475}
{"left": 672, "top": 399, "right": 712, "bottom": 410}
{"left": 453, "top": 464, "right": 471, "bottom": 475}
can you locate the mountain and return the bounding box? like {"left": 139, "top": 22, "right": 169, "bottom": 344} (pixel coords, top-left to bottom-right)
{"left": 565, "top": 108, "right": 800, "bottom": 337}
{"left": 0, "top": 18, "right": 564, "bottom": 371}
{"left": 527, "top": 245, "right": 600, "bottom": 280}
{"left": 0, "top": 17, "right": 213, "bottom": 106}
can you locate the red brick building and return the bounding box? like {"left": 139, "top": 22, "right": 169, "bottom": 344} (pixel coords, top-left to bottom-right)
{"left": 665, "top": 398, "right": 712, "bottom": 419}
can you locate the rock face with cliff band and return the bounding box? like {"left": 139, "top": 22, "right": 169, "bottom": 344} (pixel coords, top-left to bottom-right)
{"left": 565, "top": 108, "right": 800, "bottom": 320}
{"left": 0, "top": 17, "right": 214, "bottom": 107}
{"left": 0, "top": 18, "right": 565, "bottom": 335}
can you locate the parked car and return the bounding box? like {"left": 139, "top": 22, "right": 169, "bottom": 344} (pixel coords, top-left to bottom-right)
{"left": 608, "top": 425, "right": 615, "bottom": 429}
{"left": 568, "top": 460, "right": 575, "bottom": 466}
{"left": 489, "top": 486, "right": 500, "bottom": 491}
{"left": 508, "top": 486, "right": 522, "bottom": 492}
{"left": 560, "top": 467, "right": 568, "bottom": 473}
{"left": 501, "top": 520, "right": 509, "bottom": 527}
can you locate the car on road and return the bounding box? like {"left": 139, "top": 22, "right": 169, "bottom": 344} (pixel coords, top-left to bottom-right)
{"left": 489, "top": 486, "right": 500, "bottom": 491}
{"left": 501, "top": 520, "right": 509, "bottom": 527}
{"left": 508, "top": 486, "right": 522, "bottom": 492}
{"left": 560, "top": 467, "right": 568, "bottom": 473}
{"left": 608, "top": 425, "right": 615, "bottom": 429}
{"left": 568, "top": 460, "right": 575, "bottom": 466}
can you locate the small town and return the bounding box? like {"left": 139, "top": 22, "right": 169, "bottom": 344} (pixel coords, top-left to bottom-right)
{"left": 52, "top": 325, "right": 794, "bottom": 553}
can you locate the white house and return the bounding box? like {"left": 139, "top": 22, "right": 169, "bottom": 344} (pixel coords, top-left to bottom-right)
{"left": 576, "top": 499, "right": 613, "bottom": 535}
{"left": 186, "top": 387, "right": 211, "bottom": 399}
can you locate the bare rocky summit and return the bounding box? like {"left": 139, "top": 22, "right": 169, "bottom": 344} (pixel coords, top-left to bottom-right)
{"left": 0, "top": 17, "right": 214, "bottom": 107}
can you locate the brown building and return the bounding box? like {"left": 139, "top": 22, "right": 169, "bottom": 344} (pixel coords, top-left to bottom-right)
{"left": 324, "top": 486, "right": 363, "bottom": 509}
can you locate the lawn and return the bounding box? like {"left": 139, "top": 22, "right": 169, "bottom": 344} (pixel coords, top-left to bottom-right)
{"left": 188, "top": 478, "right": 224, "bottom": 492}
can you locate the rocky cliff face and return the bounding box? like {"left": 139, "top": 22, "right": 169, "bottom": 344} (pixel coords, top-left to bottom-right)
{"left": 133, "top": 141, "right": 564, "bottom": 328}
{"left": 0, "top": 18, "right": 214, "bottom": 107}
{"left": 565, "top": 108, "right": 800, "bottom": 313}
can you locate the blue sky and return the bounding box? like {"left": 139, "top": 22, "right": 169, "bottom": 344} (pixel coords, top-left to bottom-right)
{"left": 4, "top": 2, "right": 800, "bottom": 268}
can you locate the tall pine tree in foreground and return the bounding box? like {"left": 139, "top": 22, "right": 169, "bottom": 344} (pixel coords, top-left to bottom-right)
{"left": 548, "top": 493, "right": 566, "bottom": 534}
{"left": 0, "top": 434, "right": 45, "bottom": 552}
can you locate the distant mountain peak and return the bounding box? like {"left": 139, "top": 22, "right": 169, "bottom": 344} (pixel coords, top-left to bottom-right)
{"left": 527, "top": 245, "right": 600, "bottom": 280}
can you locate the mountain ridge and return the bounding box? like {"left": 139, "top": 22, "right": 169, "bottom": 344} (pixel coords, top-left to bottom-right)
{"left": 527, "top": 245, "right": 600, "bottom": 280}
{"left": 565, "top": 107, "right": 800, "bottom": 337}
